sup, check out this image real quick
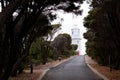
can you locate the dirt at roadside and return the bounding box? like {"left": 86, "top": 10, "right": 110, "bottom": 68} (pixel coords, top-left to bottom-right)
{"left": 9, "top": 55, "right": 120, "bottom": 80}
{"left": 85, "top": 55, "right": 120, "bottom": 80}
{"left": 9, "top": 57, "right": 71, "bottom": 80}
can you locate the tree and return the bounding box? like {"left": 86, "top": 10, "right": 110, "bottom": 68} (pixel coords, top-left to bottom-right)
{"left": 71, "top": 44, "right": 78, "bottom": 51}
{"left": 0, "top": 0, "right": 84, "bottom": 79}
{"left": 84, "top": 0, "right": 120, "bottom": 69}
{"left": 46, "top": 24, "right": 61, "bottom": 41}
{"left": 51, "top": 33, "right": 72, "bottom": 59}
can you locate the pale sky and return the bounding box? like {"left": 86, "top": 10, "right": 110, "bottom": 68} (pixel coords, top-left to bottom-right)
{"left": 52, "top": 1, "right": 90, "bottom": 55}
{"left": 0, "top": 1, "right": 90, "bottom": 55}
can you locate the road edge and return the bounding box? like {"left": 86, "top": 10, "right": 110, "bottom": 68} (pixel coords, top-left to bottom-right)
{"left": 37, "top": 69, "right": 50, "bottom": 80}
{"left": 38, "top": 56, "right": 75, "bottom": 80}
{"left": 85, "top": 55, "right": 109, "bottom": 80}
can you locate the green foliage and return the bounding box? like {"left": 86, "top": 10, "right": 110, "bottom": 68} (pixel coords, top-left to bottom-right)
{"left": 0, "top": 0, "right": 85, "bottom": 79}
{"left": 71, "top": 44, "right": 78, "bottom": 50}
{"left": 84, "top": 0, "right": 120, "bottom": 69}
{"left": 29, "top": 38, "right": 42, "bottom": 64}
{"left": 51, "top": 33, "right": 75, "bottom": 59}
{"left": 29, "top": 37, "right": 54, "bottom": 64}
{"left": 48, "top": 24, "right": 61, "bottom": 40}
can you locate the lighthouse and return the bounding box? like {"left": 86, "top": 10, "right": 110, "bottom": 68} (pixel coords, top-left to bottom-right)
{"left": 71, "top": 26, "right": 81, "bottom": 55}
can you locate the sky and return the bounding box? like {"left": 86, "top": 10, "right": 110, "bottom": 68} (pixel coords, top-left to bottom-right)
{"left": 0, "top": 1, "right": 90, "bottom": 55}
{"left": 52, "top": 1, "right": 90, "bottom": 55}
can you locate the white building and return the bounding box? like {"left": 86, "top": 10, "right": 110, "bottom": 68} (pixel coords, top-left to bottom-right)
{"left": 71, "top": 27, "right": 81, "bottom": 55}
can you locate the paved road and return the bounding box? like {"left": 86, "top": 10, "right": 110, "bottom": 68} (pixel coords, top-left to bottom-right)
{"left": 42, "top": 55, "right": 103, "bottom": 80}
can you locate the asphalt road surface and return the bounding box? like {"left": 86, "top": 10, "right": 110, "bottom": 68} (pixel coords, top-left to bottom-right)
{"left": 42, "top": 55, "right": 103, "bottom": 80}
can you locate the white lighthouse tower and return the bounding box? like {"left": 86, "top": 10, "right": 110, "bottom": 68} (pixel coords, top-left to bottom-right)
{"left": 71, "top": 26, "right": 81, "bottom": 55}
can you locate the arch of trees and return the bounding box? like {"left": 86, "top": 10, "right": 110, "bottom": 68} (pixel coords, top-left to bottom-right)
{"left": 0, "top": 0, "right": 84, "bottom": 80}
{"left": 84, "top": 0, "right": 120, "bottom": 70}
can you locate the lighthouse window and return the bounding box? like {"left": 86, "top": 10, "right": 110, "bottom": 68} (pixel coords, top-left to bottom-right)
{"left": 72, "top": 31, "right": 73, "bottom": 35}
{"left": 77, "top": 41, "right": 79, "bottom": 43}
